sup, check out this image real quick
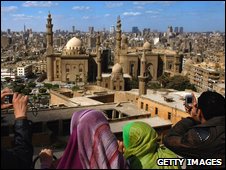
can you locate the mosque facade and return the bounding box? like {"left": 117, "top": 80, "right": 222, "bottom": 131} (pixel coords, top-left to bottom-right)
{"left": 46, "top": 13, "right": 183, "bottom": 95}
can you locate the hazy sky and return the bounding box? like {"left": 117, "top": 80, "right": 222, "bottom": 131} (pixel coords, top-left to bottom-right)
{"left": 1, "top": 1, "right": 225, "bottom": 32}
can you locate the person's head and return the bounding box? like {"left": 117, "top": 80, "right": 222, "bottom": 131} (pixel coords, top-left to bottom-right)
{"left": 123, "top": 121, "right": 158, "bottom": 152}
{"left": 197, "top": 91, "right": 225, "bottom": 121}
{"left": 57, "top": 109, "right": 127, "bottom": 169}
{"left": 122, "top": 121, "right": 178, "bottom": 169}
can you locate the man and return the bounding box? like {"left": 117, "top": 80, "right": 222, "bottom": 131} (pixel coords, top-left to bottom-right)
{"left": 1, "top": 87, "right": 33, "bottom": 169}
{"left": 163, "top": 91, "right": 225, "bottom": 169}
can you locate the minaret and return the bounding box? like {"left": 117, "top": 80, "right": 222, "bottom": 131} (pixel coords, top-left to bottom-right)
{"left": 115, "top": 16, "right": 121, "bottom": 63}
{"left": 96, "top": 32, "right": 102, "bottom": 86}
{"left": 46, "top": 12, "right": 53, "bottom": 55}
{"left": 138, "top": 49, "right": 148, "bottom": 95}
{"left": 46, "top": 12, "right": 54, "bottom": 81}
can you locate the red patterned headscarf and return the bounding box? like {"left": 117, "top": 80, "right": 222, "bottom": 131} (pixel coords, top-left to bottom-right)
{"left": 57, "top": 109, "right": 127, "bottom": 169}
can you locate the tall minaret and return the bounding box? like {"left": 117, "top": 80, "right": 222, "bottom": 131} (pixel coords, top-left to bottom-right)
{"left": 46, "top": 12, "right": 54, "bottom": 81}
{"left": 115, "top": 16, "right": 122, "bottom": 63}
{"left": 138, "top": 49, "right": 148, "bottom": 95}
{"left": 96, "top": 32, "right": 102, "bottom": 86}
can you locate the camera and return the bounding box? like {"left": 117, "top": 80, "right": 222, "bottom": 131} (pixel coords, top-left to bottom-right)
{"left": 5, "top": 94, "right": 13, "bottom": 104}
{"left": 185, "top": 94, "right": 193, "bottom": 106}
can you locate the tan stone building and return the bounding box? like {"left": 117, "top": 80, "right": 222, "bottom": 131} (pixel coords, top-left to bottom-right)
{"left": 45, "top": 13, "right": 183, "bottom": 93}
{"left": 46, "top": 13, "right": 97, "bottom": 84}
{"left": 114, "top": 89, "right": 200, "bottom": 125}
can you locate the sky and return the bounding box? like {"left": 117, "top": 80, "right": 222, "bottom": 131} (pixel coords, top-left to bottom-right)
{"left": 1, "top": 1, "right": 225, "bottom": 32}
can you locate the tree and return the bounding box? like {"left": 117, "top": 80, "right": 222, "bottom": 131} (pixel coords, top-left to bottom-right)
{"left": 52, "top": 84, "right": 59, "bottom": 89}
{"left": 147, "top": 82, "right": 161, "bottom": 89}
{"left": 44, "top": 83, "right": 53, "bottom": 89}
{"left": 21, "top": 88, "right": 31, "bottom": 95}
{"left": 27, "top": 82, "right": 36, "bottom": 88}
{"left": 39, "top": 88, "right": 47, "bottom": 93}
{"left": 165, "top": 75, "right": 196, "bottom": 91}
{"left": 158, "top": 73, "right": 170, "bottom": 87}
{"left": 128, "top": 78, "right": 139, "bottom": 89}
{"left": 4, "top": 77, "right": 12, "bottom": 83}
{"left": 72, "top": 85, "right": 79, "bottom": 91}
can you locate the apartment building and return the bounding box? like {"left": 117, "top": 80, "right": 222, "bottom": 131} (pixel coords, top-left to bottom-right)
{"left": 189, "top": 62, "right": 220, "bottom": 92}
{"left": 17, "top": 64, "right": 33, "bottom": 77}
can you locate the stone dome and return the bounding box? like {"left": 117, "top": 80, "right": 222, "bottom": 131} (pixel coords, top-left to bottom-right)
{"left": 143, "top": 41, "right": 152, "bottom": 50}
{"left": 65, "top": 37, "right": 82, "bottom": 50}
{"left": 112, "top": 63, "right": 123, "bottom": 74}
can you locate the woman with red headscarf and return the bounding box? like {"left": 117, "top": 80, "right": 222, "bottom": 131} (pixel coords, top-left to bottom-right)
{"left": 39, "top": 109, "right": 128, "bottom": 169}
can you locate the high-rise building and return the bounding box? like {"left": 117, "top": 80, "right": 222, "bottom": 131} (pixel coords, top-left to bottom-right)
{"left": 174, "top": 27, "right": 178, "bottom": 33}
{"left": 24, "top": 24, "right": 26, "bottom": 33}
{"left": 89, "top": 26, "right": 94, "bottom": 34}
{"left": 7, "top": 29, "right": 11, "bottom": 34}
{"left": 179, "top": 27, "right": 183, "bottom": 33}
{"left": 72, "top": 26, "right": 75, "bottom": 33}
{"left": 132, "top": 26, "right": 139, "bottom": 34}
{"left": 167, "top": 26, "right": 173, "bottom": 33}
{"left": 110, "top": 25, "right": 115, "bottom": 34}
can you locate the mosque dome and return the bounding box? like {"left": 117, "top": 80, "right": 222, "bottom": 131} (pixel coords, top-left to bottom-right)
{"left": 65, "top": 37, "right": 82, "bottom": 50}
{"left": 143, "top": 41, "right": 152, "bottom": 50}
{"left": 112, "top": 63, "right": 123, "bottom": 74}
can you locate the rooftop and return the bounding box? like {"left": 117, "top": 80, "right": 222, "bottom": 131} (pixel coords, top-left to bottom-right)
{"left": 127, "top": 89, "right": 200, "bottom": 112}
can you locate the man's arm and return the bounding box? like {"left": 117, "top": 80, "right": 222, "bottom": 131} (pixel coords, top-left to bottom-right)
{"left": 163, "top": 117, "right": 207, "bottom": 158}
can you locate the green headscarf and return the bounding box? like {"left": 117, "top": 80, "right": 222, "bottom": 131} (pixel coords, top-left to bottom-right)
{"left": 123, "top": 121, "right": 179, "bottom": 169}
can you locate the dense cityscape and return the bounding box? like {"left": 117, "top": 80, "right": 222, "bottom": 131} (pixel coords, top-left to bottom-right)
{"left": 1, "top": 1, "right": 225, "bottom": 169}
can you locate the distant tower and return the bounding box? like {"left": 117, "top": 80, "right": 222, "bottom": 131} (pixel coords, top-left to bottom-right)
{"left": 138, "top": 49, "right": 148, "bottom": 95}
{"left": 72, "top": 26, "right": 75, "bottom": 33}
{"left": 179, "top": 27, "right": 183, "bottom": 33}
{"left": 24, "top": 24, "right": 26, "bottom": 33}
{"left": 115, "top": 16, "right": 122, "bottom": 64}
{"left": 96, "top": 32, "right": 102, "bottom": 86}
{"left": 174, "top": 27, "right": 178, "bottom": 33}
{"left": 110, "top": 25, "right": 115, "bottom": 34}
{"left": 89, "top": 26, "right": 94, "bottom": 34}
{"left": 46, "top": 12, "right": 54, "bottom": 81}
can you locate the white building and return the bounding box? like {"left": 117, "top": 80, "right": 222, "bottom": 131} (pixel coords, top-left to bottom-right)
{"left": 1, "top": 68, "right": 17, "bottom": 81}
{"left": 17, "top": 64, "right": 33, "bottom": 77}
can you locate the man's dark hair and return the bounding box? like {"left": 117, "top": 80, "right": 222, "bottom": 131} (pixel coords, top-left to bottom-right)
{"left": 198, "top": 91, "right": 225, "bottom": 120}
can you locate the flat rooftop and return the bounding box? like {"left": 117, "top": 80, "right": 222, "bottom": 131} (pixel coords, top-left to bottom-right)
{"left": 127, "top": 89, "right": 200, "bottom": 112}
{"left": 69, "top": 97, "right": 103, "bottom": 106}
{"left": 110, "top": 116, "right": 172, "bottom": 133}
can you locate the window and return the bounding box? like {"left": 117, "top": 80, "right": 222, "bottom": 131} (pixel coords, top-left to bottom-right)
{"left": 155, "top": 107, "right": 158, "bottom": 115}
{"left": 145, "top": 104, "right": 148, "bottom": 111}
{"left": 168, "top": 112, "right": 172, "bottom": 120}
{"left": 114, "top": 86, "right": 116, "bottom": 90}
{"left": 105, "top": 84, "right": 108, "bottom": 88}
{"left": 120, "top": 86, "right": 122, "bottom": 90}
{"left": 141, "top": 102, "right": 144, "bottom": 109}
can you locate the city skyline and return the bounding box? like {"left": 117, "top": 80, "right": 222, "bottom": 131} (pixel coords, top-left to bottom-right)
{"left": 1, "top": 1, "right": 225, "bottom": 33}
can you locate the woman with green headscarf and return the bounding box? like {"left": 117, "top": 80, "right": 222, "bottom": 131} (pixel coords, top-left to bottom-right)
{"left": 122, "top": 121, "right": 180, "bottom": 169}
